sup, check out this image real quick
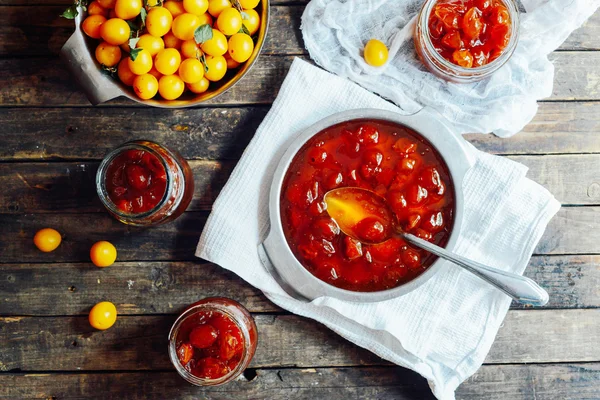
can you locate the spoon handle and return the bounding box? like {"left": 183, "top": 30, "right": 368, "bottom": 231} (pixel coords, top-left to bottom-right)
{"left": 403, "top": 234, "right": 549, "bottom": 306}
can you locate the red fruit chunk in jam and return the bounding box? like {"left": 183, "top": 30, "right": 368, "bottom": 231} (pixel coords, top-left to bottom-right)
{"left": 452, "top": 49, "right": 474, "bottom": 68}
{"left": 189, "top": 324, "right": 218, "bottom": 349}
{"left": 419, "top": 167, "right": 441, "bottom": 190}
{"left": 177, "top": 342, "right": 194, "bottom": 365}
{"left": 218, "top": 332, "right": 242, "bottom": 361}
{"left": 406, "top": 214, "right": 422, "bottom": 230}
{"left": 368, "top": 238, "right": 404, "bottom": 262}
{"left": 462, "top": 7, "right": 483, "bottom": 39}
{"left": 307, "top": 147, "right": 328, "bottom": 165}
{"left": 209, "top": 313, "right": 238, "bottom": 335}
{"left": 126, "top": 164, "right": 151, "bottom": 190}
{"left": 441, "top": 31, "right": 463, "bottom": 49}
{"left": 358, "top": 125, "right": 379, "bottom": 145}
{"left": 400, "top": 157, "right": 417, "bottom": 173}
{"left": 344, "top": 236, "right": 363, "bottom": 260}
{"left": 407, "top": 185, "right": 428, "bottom": 206}
{"left": 435, "top": 5, "right": 462, "bottom": 30}
{"left": 423, "top": 211, "right": 445, "bottom": 233}
{"left": 476, "top": 0, "right": 492, "bottom": 12}
{"left": 393, "top": 138, "right": 417, "bottom": 154}
{"left": 489, "top": 23, "right": 511, "bottom": 50}
{"left": 354, "top": 217, "right": 389, "bottom": 243}
{"left": 194, "top": 357, "right": 230, "bottom": 380}
{"left": 312, "top": 218, "right": 340, "bottom": 240}
{"left": 324, "top": 170, "right": 344, "bottom": 190}
{"left": 401, "top": 248, "right": 421, "bottom": 269}
{"left": 490, "top": 4, "right": 510, "bottom": 25}
{"left": 363, "top": 149, "right": 383, "bottom": 166}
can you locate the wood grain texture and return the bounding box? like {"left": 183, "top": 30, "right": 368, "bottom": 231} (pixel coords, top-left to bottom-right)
{"left": 0, "top": 6, "right": 303, "bottom": 57}
{"left": 2, "top": 103, "right": 600, "bottom": 164}
{"left": 2, "top": 363, "right": 600, "bottom": 400}
{"left": 0, "top": 310, "right": 599, "bottom": 371}
{"left": 0, "top": 206, "right": 597, "bottom": 264}
{"left": 0, "top": 255, "right": 598, "bottom": 315}
{"left": 0, "top": 107, "right": 269, "bottom": 161}
{"left": 0, "top": 154, "right": 598, "bottom": 215}
{"left": 0, "top": 52, "right": 597, "bottom": 107}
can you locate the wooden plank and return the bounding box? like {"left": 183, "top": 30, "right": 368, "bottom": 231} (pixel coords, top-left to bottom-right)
{"left": 0, "top": 255, "right": 598, "bottom": 315}
{"left": 0, "top": 212, "right": 208, "bottom": 263}
{"left": 1, "top": 363, "right": 599, "bottom": 400}
{"left": 1, "top": 103, "right": 599, "bottom": 163}
{"left": 0, "top": 107, "right": 269, "bottom": 161}
{"left": 1, "top": 4, "right": 598, "bottom": 54}
{"left": 0, "top": 52, "right": 596, "bottom": 107}
{"left": 465, "top": 102, "right": 600, "bottom": 155}
{"left": 537, "top": 206, "right": 600, "bottom": 255}
{"left": 0, "top": 310, "right": 598, "bottom": 371}
{"left": 0, "top": 206, "right": 597, "bottom": 264}
{"left": 0, "top": 6, "right": 303, "bottom": 57}
{"left": 0, "top": 261, "right": 279, "bottom": 315}
{"left": 0, "top": 154, "right": 597, "bottom": 215}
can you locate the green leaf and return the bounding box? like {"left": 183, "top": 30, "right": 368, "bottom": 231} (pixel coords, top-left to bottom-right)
{"left": 126, "top": 20, "right": 140, "bottom": 32}
{"left": 199, "top": 53, "right": 209, "bottom": 73}
{"left": 194, "top": 24, "right": 213, "bottom": 44}
{"left": 140, "top": 8, "right": 148, "bottom": 25}
{"left": 239, "top": 24, "right": 250, "bottom": 35}
{"left": 240, "top": 11, "right": 250, "bottom": 20}
{"left": 129, "top": 47, "right": 143, "bottom": 61}
{"left": 128, "top": 37, "right": 141, "bottom": 49}
{"left": 60, "top": 5, "right": 78, "bottom": 19}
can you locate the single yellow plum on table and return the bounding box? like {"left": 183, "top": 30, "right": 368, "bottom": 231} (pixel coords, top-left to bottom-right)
{"left": 90, "top": 241, "right": 118, "bottom": 267}
{"left": 34, "top": 228, "right": 62, "bottom": 252}
{"left": 89, "top": 301, "right": 118, "bottom": 330}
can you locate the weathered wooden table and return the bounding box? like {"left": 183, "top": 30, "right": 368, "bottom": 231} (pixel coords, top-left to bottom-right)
{"left": 1, "top": 3, "right": 600, "bottom": 399}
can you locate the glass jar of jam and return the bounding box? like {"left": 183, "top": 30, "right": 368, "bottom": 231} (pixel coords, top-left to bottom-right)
{"left": 414, "top": 0, "right": 520, "bottom": 83}
{"left": 168, "top": 297, "right": 258, "bottom": 386}
{"left": 96, "top": 140, "right": 194, "bottom": 226}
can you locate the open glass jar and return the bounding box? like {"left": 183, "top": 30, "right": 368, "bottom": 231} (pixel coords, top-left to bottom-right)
{"left": 96, "top": 140, "right": 194, "bottom": 226}
{"left": 168, "top": 298, "right": 258, "bottom": 386}
{"left": 414, "top": 0, "right": 520, "bottom": 83}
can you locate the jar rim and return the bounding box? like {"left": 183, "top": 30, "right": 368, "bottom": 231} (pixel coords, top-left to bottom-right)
{"left": 418, "top": 0, "right": 520, "bottom": 77}
{"left": 167, "top": 301, "right": 255, "bottom": 386}
{"left": 96, "top": 140, "right": 174, "bottom": 220}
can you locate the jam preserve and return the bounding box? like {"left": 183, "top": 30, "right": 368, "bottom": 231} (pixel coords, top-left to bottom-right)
{"left": 168, "top": 298, "right": 258, "bottom": 386}
{"left": 280, "top": 119, "right": 455, "bottom": 292}
{"left": 415, "top": 0, "right": 519, "bottom": 82}
{"left": 96, "top": 140, "right": 194, "bottom": 226}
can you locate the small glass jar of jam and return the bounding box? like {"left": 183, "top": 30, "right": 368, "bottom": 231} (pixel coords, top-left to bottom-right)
{"left": 168, "top": 298, "right": 258, "bottom": 386}
{"left": 96, "top": 140, "right": 194, "bottom": 226}
{"left": 414, "top": 0, "right": 520, "bottom": 83}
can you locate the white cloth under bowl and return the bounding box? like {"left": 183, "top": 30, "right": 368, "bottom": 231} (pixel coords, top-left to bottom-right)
{"left": 196, "top": 58, "right": 560, "bottom": 399}
{"left": 301, "top": 0, "right": 600, "bottom": 137}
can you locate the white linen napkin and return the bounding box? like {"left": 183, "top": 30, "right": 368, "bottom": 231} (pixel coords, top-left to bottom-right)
{"left": 196, "top": 58, "right": 560, "bottom": 400}
{"left": 301, "top": 0, "right": 600, "bottom": 137}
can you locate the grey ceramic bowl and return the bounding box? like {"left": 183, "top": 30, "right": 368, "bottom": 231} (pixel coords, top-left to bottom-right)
{"left": 260, "top": 108, "right": 475, "bottom": 303}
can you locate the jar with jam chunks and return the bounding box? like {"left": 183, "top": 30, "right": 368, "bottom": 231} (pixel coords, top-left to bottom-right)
{"left": 168, "top": 298, "right": 258, "bottom": 386}
{"left": 96, "top": 140, "right": 194, "bottom": 226}
{"left": 414, "top": 0, "right": 520, "bottom": 82}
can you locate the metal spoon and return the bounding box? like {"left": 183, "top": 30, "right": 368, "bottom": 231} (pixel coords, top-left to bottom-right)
{"left": 323, "top": 187, "right": 549, "bottom": 306}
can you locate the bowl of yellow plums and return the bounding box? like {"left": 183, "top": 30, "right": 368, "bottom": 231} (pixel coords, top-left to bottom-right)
{"left": 60, "top": 0, "right": 268, "bottom": 107}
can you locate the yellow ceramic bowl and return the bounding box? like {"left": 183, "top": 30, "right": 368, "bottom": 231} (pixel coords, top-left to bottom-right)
{"left": 60, "top": 2, "right": 269, "bottom": 107}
